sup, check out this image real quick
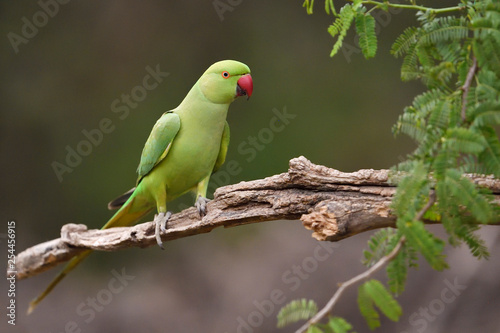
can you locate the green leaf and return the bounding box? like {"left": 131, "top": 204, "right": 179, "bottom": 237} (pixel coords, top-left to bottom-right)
{"left": 478, "top": 126, "right": 500, "bottom": 177}
{"left": 445, "top": 127, "right": 487, "bottom": 155}
{"left": 436, "top": 170, "right": 492, "bottom": 259}
{"left": 391, "top": 161, "right": 429, "bottom": 217}
{"left": 413, "top": 89, "right": 447, "bottom": 118}
{"left": 355, "top": 12, "right": 377, "bottom": 59}
{"left": 352, "top": 0, "right": 362, "bottom": 10}
{"left": 393, "top": 111, "right": 426, "bottom": 142}
{"left": 363, "top": 229, "right": 396, "bottom": 267}
{"left": 471, "top": 103, "right": 500, "bottom": 128}
{"left": 386, "top": 244, "right": 408, "bottom": 295}
{"left": 424, "top": 61, "right": 456, "bottom": 88}
{"left": 391, "top": 26, "right": 420, "bottom": 57}
{"left": 416, "top": 45, "right": 433, "bottom": 68}
{"left": 428, "top": 99, "right": 450, "bottom": 130}
{"left": 328, "top": 4, "right": 355, "bottom": 57}
{"left": 454, "top": 222, "right": 490, "bottom": 259}
{"left": 398, "top": 218, "right": 448, "bottom": 271}
{"left": 358, "top": 283, "right": 380, "bottom": 329}
{"left": 400, "top": 43, "right": 421, "bottom": 81}
{"left": 325, "top": 0, "right": 336, "bottom": 15}
{"left": 360, "top": 280, "right": 403, "bottom": 323}
{"left": 444, "top": 169, "right": 493, "bottom": 223}
{"left": 277, "top": 299, "right": 318, "bottom": 328}
{"left": 433, "top": 145, "right": 458, "bottom": 179}
{"left": 419, "top": 17, "right": 469, "bottom": 46}
{"left": 303, "top": 0, "right": 314, "bottom": 14}
{"left": 473, "top": 35, "right": 500, "bottom": 73}
{"left": 307, "top": 325, "right": 323, "bottom": 333}
{"left": 326, "top": 317, "right": 354, "bottom": 333}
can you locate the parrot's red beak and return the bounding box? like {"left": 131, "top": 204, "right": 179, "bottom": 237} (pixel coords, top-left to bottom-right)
{"left": 236, "top": 74, "right": 253, "bottom": 100}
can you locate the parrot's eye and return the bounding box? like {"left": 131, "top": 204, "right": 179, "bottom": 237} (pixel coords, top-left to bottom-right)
{"left": 221, "top": 71, "right": 230, "bottom": 79}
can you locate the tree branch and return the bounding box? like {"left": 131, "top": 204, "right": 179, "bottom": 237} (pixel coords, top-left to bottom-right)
{"left": 13, "top": 156, "right": 500, "bottom": 280}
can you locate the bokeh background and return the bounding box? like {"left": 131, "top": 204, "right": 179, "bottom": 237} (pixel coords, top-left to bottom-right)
{"left": 1, "top": 1, "right": 500, "bottom": 332}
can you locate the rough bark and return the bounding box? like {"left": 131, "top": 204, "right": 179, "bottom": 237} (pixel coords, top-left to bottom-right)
{"left": 13, "top": 156, "right": 500, "bottom": 280}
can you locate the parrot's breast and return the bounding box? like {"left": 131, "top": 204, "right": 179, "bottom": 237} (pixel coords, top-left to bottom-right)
{"left": 147, "top": 104, "right": 229, "bottom": 200}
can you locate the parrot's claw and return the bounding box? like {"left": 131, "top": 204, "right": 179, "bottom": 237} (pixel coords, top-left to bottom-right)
{"left": 154, "top": 211, "right": 171, "bottom": 250}
{"left": 195, "top": 196, "right": 211, "bottom": 217}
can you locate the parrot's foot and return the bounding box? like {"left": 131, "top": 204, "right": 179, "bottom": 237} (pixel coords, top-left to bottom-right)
{"left": 195, "top": 195, "right": 211, "bottom": 217}
{"left": 154, "top": 211, "right": 172, "bottom": 250}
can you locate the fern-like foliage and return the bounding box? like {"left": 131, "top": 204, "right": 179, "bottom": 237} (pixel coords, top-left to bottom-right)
{"left": 362, "top": 228, "right": 396, "bottom": 267}
{"left": 386, "top": 234, "right": 418, "bottom": 295}
{"left": 325, "top": 317, "right": 354, "bottom": 333}
{"left": 328, "top": 4, "right": 356, "bottom": 57}
{"left": 357, "top": 283, "right": 381, "bottom": 330}
{"left": 392, "top": 13, "right": 470, "bottom": 86}
{"left": 391, "top": 0, "right": 500, "bottom": 270}
{"left": 355, "top": 9, "right": 377, "bottom": 58}
{"left": 282, "top": 1, "right": 500, "bottom": 332}
{"left": 277, "top": 299, "right": 318, "bottom": 328}
{"left": 358, "top": 280, "right": 402, "bottom": 329}
{"left": 391, "top": 26, "right": 420, "bottom": 57}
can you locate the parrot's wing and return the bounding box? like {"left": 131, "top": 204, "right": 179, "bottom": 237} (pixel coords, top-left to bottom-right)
{"left": 213, "top": 121, "right": 230, "bottom": 173}
{"left": 137, "top": 111, "right": 181, "bottom": 181}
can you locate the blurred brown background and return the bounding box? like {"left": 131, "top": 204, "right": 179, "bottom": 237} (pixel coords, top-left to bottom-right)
{"left": 1, "top": 1, "right": 499, "bottom": 332}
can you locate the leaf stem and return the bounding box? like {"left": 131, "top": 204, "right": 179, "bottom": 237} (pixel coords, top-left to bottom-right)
{"left": 361, "top": 1, "right": 465, "bottom": 14}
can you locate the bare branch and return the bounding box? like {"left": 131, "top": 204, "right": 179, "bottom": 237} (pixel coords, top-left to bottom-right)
{"left": 13, "top": 156, "right": 500, "bottom": 280}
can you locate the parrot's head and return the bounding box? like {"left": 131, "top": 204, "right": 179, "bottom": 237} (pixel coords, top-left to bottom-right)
{"left": 199, "top": 60, "right": 253, "bottom": 104}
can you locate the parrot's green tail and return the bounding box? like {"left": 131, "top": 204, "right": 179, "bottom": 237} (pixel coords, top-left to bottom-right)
{"left": 28, "top": 192, "right": 153, "bottom": 314}
{"left": 27, "top": 249, "right": 92, "bottom": 314}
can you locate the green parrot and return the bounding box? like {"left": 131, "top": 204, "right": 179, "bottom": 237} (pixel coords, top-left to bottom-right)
{"left": 28, "top": 60, "right": 253, "bottom": 314}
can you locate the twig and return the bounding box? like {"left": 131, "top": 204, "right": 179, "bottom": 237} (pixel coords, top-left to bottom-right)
{"left": 461, "top": 56, "right": 478, "bottom": 122}
{"left": 362, "top": 1, "right": 465, "bottom": 14}
{"left": 416, "top": 190, "right": 436, "bottom": 221}
{"left": 296, "top": 237, "right": 406, "bottom": 333}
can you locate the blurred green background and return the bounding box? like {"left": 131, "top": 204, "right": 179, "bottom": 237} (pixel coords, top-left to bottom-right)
{"left": 1, "top": 1, "right": 499, "bottom": 332}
